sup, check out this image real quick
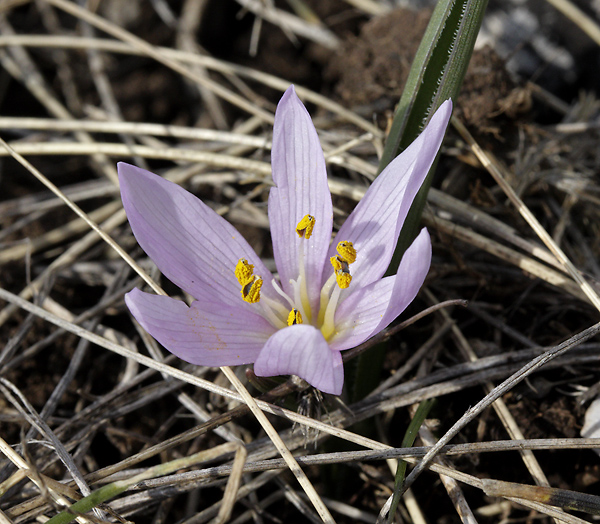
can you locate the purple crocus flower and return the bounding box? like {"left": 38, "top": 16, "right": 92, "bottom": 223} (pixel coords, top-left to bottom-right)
{"left": 119, "top": 86, "right": 451, "bottom": 395}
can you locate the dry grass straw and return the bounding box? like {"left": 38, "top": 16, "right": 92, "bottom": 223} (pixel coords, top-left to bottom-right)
{"left": 1, "top": 1, "right": 600, "bottom": 523}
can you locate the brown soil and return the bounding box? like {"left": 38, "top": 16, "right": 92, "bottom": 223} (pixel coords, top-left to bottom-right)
{"left": 328, "top": 7, "right": 531, "bottom": 134}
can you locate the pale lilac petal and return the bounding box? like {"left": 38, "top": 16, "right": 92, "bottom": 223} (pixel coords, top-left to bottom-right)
{"left": 125, "top": 288, "right": 275, "bottom": 366}
{"left": 254, "top": 324, "right": 344, "bottom": 395}
{"left": 326, "top": 100, "right": 450, "bottom": 290}
{"left": 119, "top": 163, "right": 277, "bottom": 308}
{"left": 330, "top": 228, "right": 431, "bottom": 350}
{"left": 269, "top": 86, "right": 333, "bottom": 313}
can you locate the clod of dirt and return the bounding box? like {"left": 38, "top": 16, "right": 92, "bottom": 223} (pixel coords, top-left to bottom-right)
{"left": 457, "top": 44, "right": 532, "bottom": 136}
{"left": 327, "top": 8, "right": 431, "bottom": 115}
{"left": 327, "top": 7, "right": 531, "bottom": 134}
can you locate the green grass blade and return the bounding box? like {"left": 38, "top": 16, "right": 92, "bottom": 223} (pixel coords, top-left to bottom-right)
{"left": 386, "top": 398, "right": 436, "bottom": 524}
{"left": 352, "top": 0, "right": 488, "bottom": 401}
{"left": 46, "top": 446, "right": 238, "bottom": 524}
{"left": 381, "top": 0, "right": 489, "bottom": 271}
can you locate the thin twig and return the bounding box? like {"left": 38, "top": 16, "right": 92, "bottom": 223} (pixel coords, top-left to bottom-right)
{"left": 400, "top": 321, "right": 600, "bottom": 495}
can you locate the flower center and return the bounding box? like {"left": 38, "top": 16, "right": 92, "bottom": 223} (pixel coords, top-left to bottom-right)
{"left": 234, "top": 215, "right": 356, "bottom": 340}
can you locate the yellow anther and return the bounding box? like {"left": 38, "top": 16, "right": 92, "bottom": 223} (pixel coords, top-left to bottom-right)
{"left": 296, "top": 214, "right": 315, "bottom": 239}
{"left": 330, "top": 256, "right": 352, "bottom": 289}
{"left": 287, "top": 308, "right": 303, "bottom": 326}
{"left": 330, "top": 255, "right": 343, "bottom": 273}
{"left": 336, "top": 241, "right": 356, "bottom": 264}
{"left": 241, "top": 276, "right": 263, "bottom": 303}
{"left": 235, "top": 258, "right": 254, "bottom": 286}
{"left": 335, "top": 270, "right": 352, "bottom": 289}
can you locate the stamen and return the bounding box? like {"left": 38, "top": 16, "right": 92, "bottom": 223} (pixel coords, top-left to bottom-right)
{"left": 271, "top": 279, "right": 295, "bottom": 309}
{"left": 318, "top": 240, "right": 357, "bottom": 333}
{"left": 330, "top": 256, "right": 345, "bottom": 274}
{"left": 259, "top": 297, "right": 287, "bottom": 329}
{"left": 296, "top": 231, "right": 312, "bottom": 323}
{"left": 296, "top": 214, "right": 315, "bottom": 239}
{"left": 335, "top": 270, "right": 352, "bottom": 289}
{"left": 336, "top": 241, "right": 356, "bottom": 264}
{"left": 321, "top": 272, "right": 338, "bottom": 299}
{"left": 261, "top": 293, "right": 289, "bottom": 318}
{"left": 330, "top": 256, "right": 352, "bottom": 289}
{"left": 235, "top": 258, "right": 254, "bottom": 286}
{"left": 241, "top": 276, "right": 262, "bottom": 303}
{"left": 321, "top": 286, "right": 342, "bottom": 340}
{"left": 289, "top": 274, "right": 308, "bottom": 321}
{"left": 317, "top": 272, "right": 338, "bottom": 328}
{"left": 287, "top": 308, "right": 303, "bottom": 326}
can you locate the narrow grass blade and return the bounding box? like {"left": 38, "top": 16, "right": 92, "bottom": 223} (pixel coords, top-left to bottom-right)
{"left": 46, "top": 443, "right": 242, "bottom": 524}
{"left": 385, "top": 398, "right": 436, "bottom": 524}
{"left": 381, "top": 0, "right": 489, "bottom": 268}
